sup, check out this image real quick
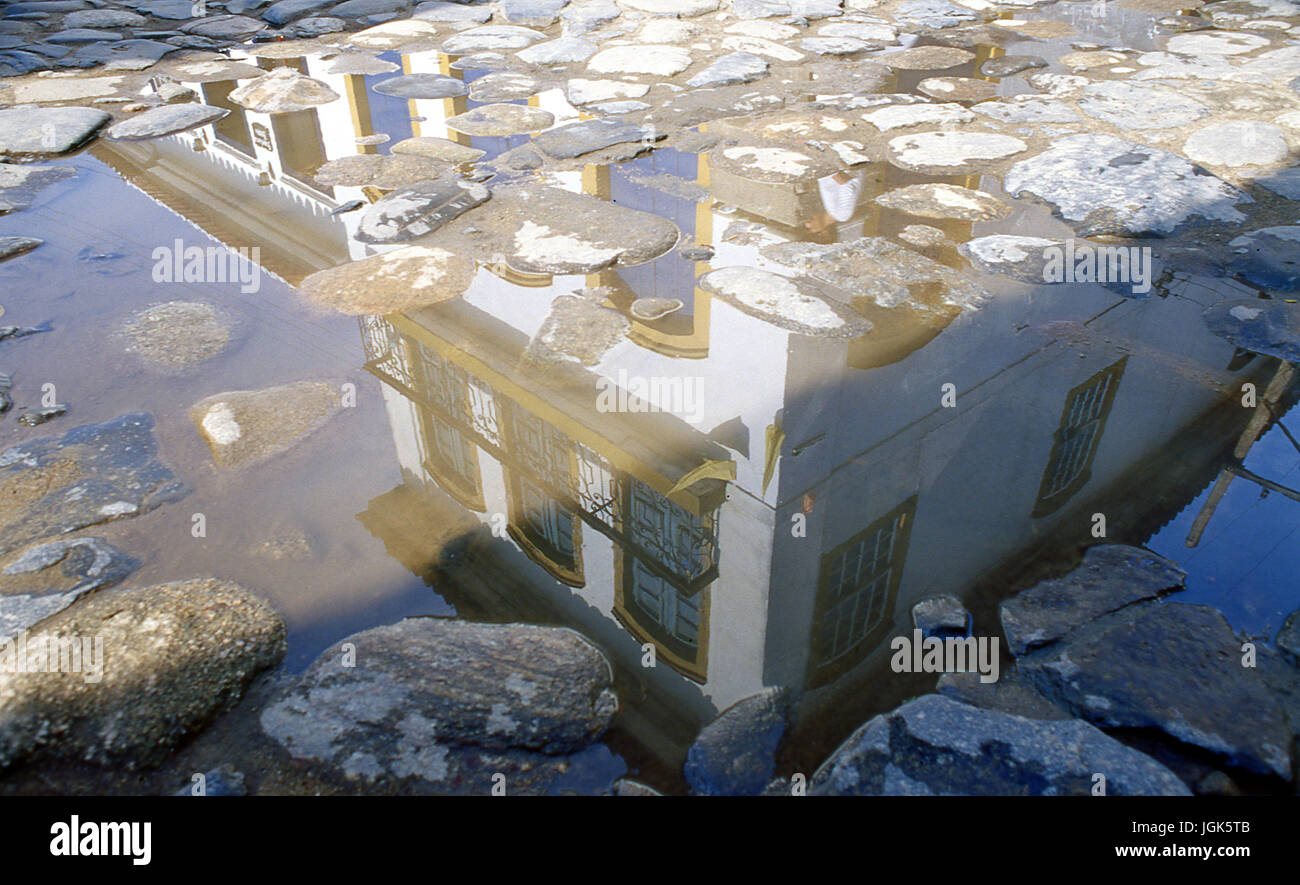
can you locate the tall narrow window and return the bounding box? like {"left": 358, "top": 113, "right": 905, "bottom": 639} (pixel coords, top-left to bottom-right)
{"left": 807, "top": 497, "right": 916, "bottom": 687}
{"left": 1032, "top": 357, "right": 1127, "bottom": 518}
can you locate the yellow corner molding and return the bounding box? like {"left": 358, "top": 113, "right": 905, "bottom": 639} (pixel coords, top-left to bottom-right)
{"left": 762, "top": 422, "right": 785, "bottom": 497}
{"left": 668, "top": 459, "right": 736, "bottom": 496}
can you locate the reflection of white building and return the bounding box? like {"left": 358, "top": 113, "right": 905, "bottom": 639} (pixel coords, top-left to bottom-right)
{"left": 362, "top": 258, "right": 1289, "bottom": 741}
{"left": 96, "top": 45, "right": 1297, "bottom": 770}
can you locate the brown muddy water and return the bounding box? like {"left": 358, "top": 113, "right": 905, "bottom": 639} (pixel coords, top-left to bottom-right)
{"left": 1, "top": 0, "right": 1299, "bottom": 796}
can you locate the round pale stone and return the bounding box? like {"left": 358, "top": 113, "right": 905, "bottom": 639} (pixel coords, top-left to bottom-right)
{"left": 1165, "top": 29, "right": 1271, "bottom": 55}
{"left": 588, "top": 44, "right": 693, "bottom": 76}
{"left": 619, "top": 0, "right": 719, "bottom": 15}
{"left": 1184, "top": 121, "right": 1289, "bottom": 168}
{"left": 887, "top": 131, "right": 1027, "bottom": 171}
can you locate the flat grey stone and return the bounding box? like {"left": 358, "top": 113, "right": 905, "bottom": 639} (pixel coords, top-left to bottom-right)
{"left": 1226, "top": 226, "right": 1300, "bottom": 291}
{"left": 1020, "top": 602, "right": 1295, "bottom": 780}
{"left": 63, "top": 10, "right": 148, "bottom": 28}
{"left": 325, "top": 51, "right": 399, "bottom": 73}
{"left": 533, "top": 117, "right": 657, "bottom": 159}
{"left": 912, "top": 595, "right": 971, "bottom": 639}
{"left": 260, "top": 618, "right": 620, "bottom": 793}
{"left": 414, "top": 0, "right": 494, "bottom": 21}
{"left": 733, "top": 0, "right": 840, "bottom": 18}
{"left": 972, "top": 95, "right": 1080, "bottom": 123}
{"left": 0, "top": 413, "right": 187, "bottom": 556}
{"left": 262, "top": 0, "right": 336, "bottom": 24}
{"left": 711, "top": 143, "right": 833, "bottom": 183}
{"left": 980, "top": 53, "right": 1046, "bottom": 77}
{"left": 65, "top": 37, "right": 176, "bottom": 69}
{"left": 629, "top": 297, "right": 683, "bottom": 320}
{"left": 515, "top": 35, "right": 596, "bottom": 64}
{"left": 314, "top": 152, "right": 452, "bottom": 188}
{"left": 356, "top": 179, "right": 490, "bottom": 243}
{"left": 698, "top": 266, "right": 871, "bottom": 337}
{"left": 0, "top": 537, "right": 137, "bottom": 645}
{"left": 0, "top": 236, "right": 42, "bottom": 260}
{"left": 686, "top": 50, "right": 768, "bottom": 88}
{"left": 1258, "top": 166, "right": 1300, "bottom": 201}
{"left": 887, "top": 131, "right": 1027, "bottom": 174}
{"left": 0, "top": 105, "right": 109, "bottom": 159}
{"left": 800, "top": 36, "right": 874, "bottom": 55}
{"left": 566, "top": 77, "right": 648, "bottom": 105}
{"left": 811, "top": 695, "right": 1190, "bottom": 795}
{"left": 0, "top": 50, "right": 55, "bottom": 76}
{"left": 817, "top": 20, "right": 897, "bottom": 42}
{"left": 1077, "top": 81, "right": 1210, "bottom": 130}
{"left": 764, "top": 236, "right": 985, "bottom": 310}
{"left": 499, "top": 0, "right": 568, "bottom": 27}
{"left": 125, "top": 0, "right": 199, "bottom": 18}
{"left": 106, "top": 103, "right": 229, "bottom": 140}
{"left": 446, "top": 102, "right": 554, "bottom": 136}
{"left": 559, "top": 0, "right": 620, "bottom": 33}
{"left": 390, "top": 136, "right": 485, "bottom": 163}
{"left": 876, "top": 44, "right": 974, "bottom": 70}
{"left": 523, "top": 292, "right": 629, "bottom": 368}
{"left": 372, "top": 72, "right": 468, "bottom": 99}
{"left": 329, "top": 0, "right": 408, "bottom": 18}
{"left": 619, "top": 0, "right": 718, "bottom": 14}
{"left": 285, "top": 15, "right": 347, "bottom": 35}
{"left": 466, "top": 71, "right": 539, "bottom": 102}
{"left": 863, "top": 102, "right": 975, "bottom": 131}
{"left": 588, "top": 43, "right": 692, "bottom": 76}
{"left": 588, "top": 99, "right": 648, "bottom": 114}
{"left": 45, "top": 28, "right": 123, "bottom": 44}
{"left": 179, "top": 14, "right": 268, "bottom": 40}
{"left": 893, "top": 0, "right": 977, "bottom": 28}
{"left": 5, "top": 0, "right": 90, "bottom": 11}
{"left": 229, "top": 66, "right": 340, "bottom": 113}
{"left": 959, "top": 235, "right": 1066, "bottom": 283}
{"left": 875, "top": 182, "right": 1009, "bottom": 221}
{"left": 441, "top": 24, "right": 546, "bottom": 54}
{"left": 472, "top": 184, "right": 680, "bottom": 274}
{"left": 1003, "top": 134, "right": 1249, "bottom": 236}
{"left": 918, "top": 76, "right": 997, "bottom": 102}
{"left": 1203, "top": 297, "right": 1300, "bottom": 360}
{"left": 189, "top": 383, "right": 343, "bottom": 469}
{"left": 118, "top": 300, "right": 236, "bottom": 371}
{"left": 999, "top": 545, "right": 1185, "bottom": 656}
{"left": 299, "top": 245, "right": 475, "bottom": 314}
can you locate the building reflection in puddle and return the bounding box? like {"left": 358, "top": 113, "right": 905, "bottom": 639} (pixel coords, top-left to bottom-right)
{"left": 85, "top": 39, "right": 1300, "bottom": 781}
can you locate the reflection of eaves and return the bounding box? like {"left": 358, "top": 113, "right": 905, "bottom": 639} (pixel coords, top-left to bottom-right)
{"left": 390, "top": 300, "right": 732, "bottom": 516}
{"left": 90, "top": 137, "right": 347, "bottom": 286}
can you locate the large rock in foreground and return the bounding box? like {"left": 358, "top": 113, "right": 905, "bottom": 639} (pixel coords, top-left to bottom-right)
{"left": 0, "top": 579, "right": 286, "bottom": 769}
{"left": 1020, "top": 602, "right": 1294, "bottom": 780}
{"left": 685, "top": 687, "right": 788, "bottom": 796}
{"left": 811, "top": 695, "right": 1190, "bottom": 795}
{"left": 260, "top": 619, "right": 622, "bottom": 794}
{"left": 1000, "top": 545, "right": 1185, "bottom": 656}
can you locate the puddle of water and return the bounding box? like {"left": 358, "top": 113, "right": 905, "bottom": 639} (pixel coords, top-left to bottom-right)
{"left": 2, "top": 5, "right": 1299, "bottom": 795}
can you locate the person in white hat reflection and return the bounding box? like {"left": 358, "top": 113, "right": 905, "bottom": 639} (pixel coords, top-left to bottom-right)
{"left": 806, "top": 170, "right": 864, "bottom": 240}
